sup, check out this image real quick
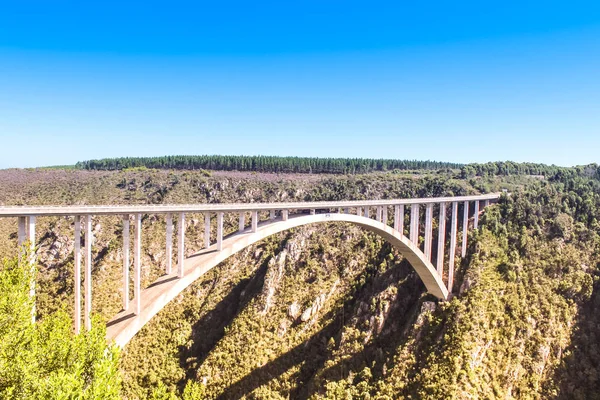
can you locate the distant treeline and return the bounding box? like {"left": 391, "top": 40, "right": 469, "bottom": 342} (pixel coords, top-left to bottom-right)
{"left": 461, "top": 162, "right": 600, "bottom": 179}
{"left": 74, "top": 155, "right": 599, "bottom": 179}
{"left": 461, "top": 162, "right": 566, "bottom": 177}
{"left": 75, "top": 155, "right": 463, "bottom": 174}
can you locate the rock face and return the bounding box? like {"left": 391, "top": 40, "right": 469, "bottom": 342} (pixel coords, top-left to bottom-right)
{"left": 261, "top": 250, "right": 287, "bottom": 315}
{"left": 288, "top": 301, "right": 301, "bottom": 319}
{"left": 300, "top": 279, "right": 339, "bottom": 323}
{"left": 300, "top": 293, "right": 327, "bottom": 322}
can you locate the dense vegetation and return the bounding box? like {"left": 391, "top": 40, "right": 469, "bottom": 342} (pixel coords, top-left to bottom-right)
{"left": 0, "top": 165, "right": 599, "bottom": 398}
{"left": 461, "top": 161, "right": 600, "bottom": 179}
{"left": 0, "top": 255, "right": 120, "bottom": 399}
{"left": 75, "top": 155, "right": 462, "bottom": 174}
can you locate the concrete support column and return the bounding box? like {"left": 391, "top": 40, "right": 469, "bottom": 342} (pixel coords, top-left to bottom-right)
{"left": 424, "top": 204, "right": 433, "bottom": 260}
{"left": 461, "top": 201, "right": 469, "bottom": 258}
{"left": 448, "top": 202, "right": 458, "bottom": 293}
{"left": 74, "top": 216, "right": 82, "bottom": 334}
{"left": 310, "top": 209, "right": 316, "bottom": 215}
{"left": 270, "top": 210, "right": 276, "bottom": 220}
{"left": 26, "top": 216, "right": 36, "bottom": 254}
{"left": 122, "top": 215, "right": 130, "bottom": 311}
{"left": 204, "top": 212, "right": 211, "bottom": 249}
{"left": 84, "top": 215, "right": 92, "bottom": 330}
{"left": 376, "top": 206, "right": 382, "bottom": 222}
{"left": 409, "top": 204, "right": 420, "bottom": 244}
{"left": 27, "top": 216, "right": 36, "bottom": 322}
{"left": 133, "top": 214, "right": 142, "bottom": 315}
{"left": 393, "top": 205, "right": 404, "bottom": 236}
{"left": 436, "top": 203, "right": 447, "bottom": 276}
{"left": 282, "top": 210, "right": 289, "bottom": 221}
{"left": 252, "top": 211, "right": 258, "bottom": 232}
{"left": 17, "top": 216, "right": 26, "bottom": 251}
{"left": 356, "top": 207, "right": 362, "bottom": 217}
{"left": 165, "top": 213, "right": 172, "bottom": 275}
{"left": 238, "top": 212, "right": 245, "bottom": 232}
{"left": 382, "top": 207, "right": 388, "bottom": 225}
{"left": 344, "top": 207, "right": 349, "bottom": 214}
{"left": 484, "top": 199, "right": 490, "bottom": 208}
{"left": 473, "top": 200, "right": 480, "bottom": 229}
{"left": 216, "top": 212, "right": 224, "bottom": 251}
{"left": 177, "top": 213, "right": 185, "bottom": 278}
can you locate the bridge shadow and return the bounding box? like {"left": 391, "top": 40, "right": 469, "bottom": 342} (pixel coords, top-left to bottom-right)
{"left": 552, "top": 265, "right": 600, "bottom": 400}
{"left": 106, "top": 311, "right": 135, "bottom": 327}
{"left": 212, "top": 244, "right": 427, "bottom": 400}
{"left": 176, "top": 235, "right": 290, "bottom": 390}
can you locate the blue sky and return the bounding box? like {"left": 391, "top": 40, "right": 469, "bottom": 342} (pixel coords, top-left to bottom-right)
{"left": 1, "top": 1, "right": 599, "bottom": 168}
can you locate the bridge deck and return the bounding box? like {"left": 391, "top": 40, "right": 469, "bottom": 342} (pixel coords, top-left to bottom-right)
{"left": 0, "top": 193, "right": 502, "bottom": 216}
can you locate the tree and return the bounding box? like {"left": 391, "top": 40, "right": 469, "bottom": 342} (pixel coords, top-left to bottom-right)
{"left": 0, "top": 254, "right": 121, "bottom": 399}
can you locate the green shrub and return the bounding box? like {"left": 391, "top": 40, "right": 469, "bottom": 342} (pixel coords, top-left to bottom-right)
{"left": 0, "top": 254, "right": 121, "bottom": 399}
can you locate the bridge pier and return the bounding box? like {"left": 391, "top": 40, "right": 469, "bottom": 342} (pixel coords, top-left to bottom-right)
{"left": 239, "top": 212, "right": 245, "bottom": 232}
{"left": 461, "top": 201, "right": 469, "bottom": 258}
{"left": 270, "top": 210, "right": 276, "bottom": 220}
{"left": 17, "top": 216, "right": 26, "bottom": 249}
{"left": 74, "top": 216, "right": 82, "bottom": 333}
{"left": 85, "top": 215, "right": 93, "bottom": 329}
{"left": 448, "top": 202, "right": 458, "bottom": 293}
{"left": 410, "top": 204, "right": 419, "bottom": 243}
{"left": 364, "top": 207, "right": 370, "bottom": 218}
{"left": 178, "top": 213, "right": 185, "bottom": 279}
{"left": 252, "top": 211, "right": 258, "bottom": 232}
{"left": 356, "top": 207, "right": 362, "bottom": 217}
{"left": 393, "top": 205, "right": 404, "bottom": 235}
{"left": 204, "top": 212, "right": 210, "bottom": 249}
{"left": 21, "top": 216, "right": 37, "bottom": 322}
{"left": 436, "top": 203, "right": 446, "bottom": 275}
{"left": 382, "top": 206, "right": 388, "bottom": 225}
{"left": 282, "top": 210, "right": 289, "bottom": 221}
{"left": 217, "top": 212, "right": 224, "bottom": 251}
{"left": 474, "top": 200, "right": 480, "bottom": 229}
{"left": 376, "top": 206, "right": 382, "bottom": 222}
{"left": 18, "top": 216, "right": 37, "bottom": 321}
{"left": 165, "top": 214, "right": 172, "bottom": 275}
{"left": 424, "top": 204, "right": 433, "bottom": 260}
{"left": 122, "top": 215, "right": 130, "bottom": 312}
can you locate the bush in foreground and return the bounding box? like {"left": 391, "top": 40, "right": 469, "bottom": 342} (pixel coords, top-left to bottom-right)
{"left": 0, "top": 255, "right": 121, "bottom": 399}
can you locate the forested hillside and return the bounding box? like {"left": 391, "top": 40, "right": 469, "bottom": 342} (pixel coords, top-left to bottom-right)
{"left": 73, "top": 156, "right": 599, "bottom": 180}
{"left": 75, "top": 155, "right": 462, "bottom": 174}
{"left": 0, "top": 167, "right": 598, "bottom": 399}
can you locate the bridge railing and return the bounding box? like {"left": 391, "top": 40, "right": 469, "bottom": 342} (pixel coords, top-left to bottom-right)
{"left": 0, "top": 193, "right": 502, "bottom": 334}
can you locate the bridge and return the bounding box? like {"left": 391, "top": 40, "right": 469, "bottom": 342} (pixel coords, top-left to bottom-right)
{"left": 0, "top": 193, "right": 500, "bottom": 348}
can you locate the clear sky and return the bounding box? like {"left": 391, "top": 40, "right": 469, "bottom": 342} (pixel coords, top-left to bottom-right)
{"left": 1, "top": 1, "right": 599, "bottom": 168}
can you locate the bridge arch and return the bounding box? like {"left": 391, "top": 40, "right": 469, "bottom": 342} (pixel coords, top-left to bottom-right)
{"left": 106, "top": 212, "right": 448, "bottom": 348}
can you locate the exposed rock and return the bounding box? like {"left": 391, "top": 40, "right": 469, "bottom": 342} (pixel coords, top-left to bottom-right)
{"left": 260, "top": 250, "right": 288, "bottom": 315}
{"left": 414, "top": 301, "right": 437, "bottom": 328}
{"left": 288, "top": 301, "right": 301, "bottom": 319}
{"left": 301, "top": 279, "right": 340, "bottom": 323}
{"left": 301, "top": 294, "right": 326, "bottom": 322}
{"left": 278, "top": 319, "right": 291, "bottom": 337}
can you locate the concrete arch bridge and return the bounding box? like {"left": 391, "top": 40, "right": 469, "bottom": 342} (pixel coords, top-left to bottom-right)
{"left": 0, "top": 193, "right": 500, "bottom": 348}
